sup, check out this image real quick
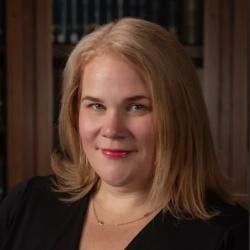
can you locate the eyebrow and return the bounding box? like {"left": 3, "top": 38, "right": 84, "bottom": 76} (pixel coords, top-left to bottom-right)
{"left": 81, "top": 95, "right": 151, "bottom": 102}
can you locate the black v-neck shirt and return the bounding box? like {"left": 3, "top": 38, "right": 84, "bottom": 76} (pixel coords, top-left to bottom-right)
{"left": 0, "top": 176, "right": 248, "bottom": 250}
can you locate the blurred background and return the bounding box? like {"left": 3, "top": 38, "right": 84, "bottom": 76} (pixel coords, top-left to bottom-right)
{"left": 0, "top": 0, "right": 248, "bottom": 200}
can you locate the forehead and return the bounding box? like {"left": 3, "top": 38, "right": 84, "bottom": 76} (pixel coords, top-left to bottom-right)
{"left": 81, "top": 54, "right": 150, "bottom": 98}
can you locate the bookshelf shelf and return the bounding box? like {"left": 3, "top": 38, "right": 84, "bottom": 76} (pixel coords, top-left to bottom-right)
{"left": 53, "top": 44, "right": 203, "bottom": 63}
{"left": 3, "top": 0, "right": 248, "bottom": 194}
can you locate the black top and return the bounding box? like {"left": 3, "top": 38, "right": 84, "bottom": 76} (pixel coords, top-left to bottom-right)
{"left": 0, "top": 176, "right": 248, "bottom": 250}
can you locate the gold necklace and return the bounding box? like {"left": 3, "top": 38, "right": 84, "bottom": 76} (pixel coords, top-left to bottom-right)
{"left": 92, "top": 199, "right": 161, "bottom": 226}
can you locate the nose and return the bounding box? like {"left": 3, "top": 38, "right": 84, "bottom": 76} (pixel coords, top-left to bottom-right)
{"left": 101, "top": 110, "right": 126, "bottom": 139}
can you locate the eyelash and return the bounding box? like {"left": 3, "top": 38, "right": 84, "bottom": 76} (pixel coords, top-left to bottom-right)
{"left": 86, "top": 103, "right": 105, "bottom": 110}
{"left": 127, "top": 104, "right": 147, "bottom": 112}
{"left": 85, "top": 103, "right": 149, "bottom": 112}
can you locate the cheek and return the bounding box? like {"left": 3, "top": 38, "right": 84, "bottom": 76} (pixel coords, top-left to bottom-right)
{"left": 132, "top": 118, "right": 155, "bottom": 149}
{"left": 78, "top": 112, "right": 97, "bottom": 145}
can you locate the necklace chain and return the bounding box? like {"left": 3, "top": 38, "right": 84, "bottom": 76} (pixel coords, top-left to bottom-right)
{"left": 92, "top": 199, "right": 160, "bottom": 227}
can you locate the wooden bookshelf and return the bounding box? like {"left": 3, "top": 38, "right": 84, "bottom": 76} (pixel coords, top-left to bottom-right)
{"left": 0, "top": 0, "right": 5, "bottom": 199}
{"left": 4, "top": 0, "right": 248, "bottom": 194}
{"left": 53, "top": 44, "right": 74, "bottom": 59}
{"left": 6, "top": 0, "right": 53, "bottom": 190}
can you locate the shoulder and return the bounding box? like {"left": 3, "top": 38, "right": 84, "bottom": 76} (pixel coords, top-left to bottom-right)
{"left": 205, "top": 193, "right": 248, "bottom": 235}
{"left": 153, "top": 198, "right": 248, "bottom": 250}
{"left": 23, "top": 174, "right": 54, "bottom": 193}
{"left": 0, "top": 175, "right": 56, "bottom": 244}
{"left": 0, "top": 175, "right": 55, "bottom": 222}
{"left": 208, "top": 199, "right": 249, "bottom": 249}
{"left": 212, "top": 199, "right": 248, "bottom": 223}
{"left": 175, "top": 199, "right": 249, "bottom": 250}
{"left": 0, "top": 176, "right": 91, "bottom": 249}
{"left": 1, "top": 175, "right": 55, "bottom": 207}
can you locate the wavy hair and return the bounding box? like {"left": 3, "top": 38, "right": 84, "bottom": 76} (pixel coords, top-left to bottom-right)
{"left": 51, "top": 17, "right": 236, "bottom": 219}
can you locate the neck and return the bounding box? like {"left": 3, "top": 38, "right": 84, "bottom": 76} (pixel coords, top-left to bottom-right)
{"left": 93, "top": 181, "right": 153, "bottom": 214}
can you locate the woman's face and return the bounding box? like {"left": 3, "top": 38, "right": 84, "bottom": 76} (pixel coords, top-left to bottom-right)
{"left": 79, "top": 54, "right": 155, "bottom": 191}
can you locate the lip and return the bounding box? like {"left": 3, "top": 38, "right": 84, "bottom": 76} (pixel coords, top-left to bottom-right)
{"left": 101, "top": 148, "right": 132, "bottom": 159}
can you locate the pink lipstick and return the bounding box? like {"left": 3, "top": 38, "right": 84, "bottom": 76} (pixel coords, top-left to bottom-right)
{"left": 101, "top": 149, "right": 131, "bottom": 159}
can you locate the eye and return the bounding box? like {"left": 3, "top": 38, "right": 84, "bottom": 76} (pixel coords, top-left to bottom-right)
{"left": 87, "top": 103, "right": 106, "bottom": 111}
{"left": 128, "top": 104, "right": 146, "bottom": 112}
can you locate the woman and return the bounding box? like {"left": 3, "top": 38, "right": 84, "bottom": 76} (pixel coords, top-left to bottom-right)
{"left": 0, "top": 18, "right": 248, "bottom": 250}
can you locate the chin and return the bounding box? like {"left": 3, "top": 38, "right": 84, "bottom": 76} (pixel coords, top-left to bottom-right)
{"left": 98, "top": 172, "right": 132, "bottom": 188}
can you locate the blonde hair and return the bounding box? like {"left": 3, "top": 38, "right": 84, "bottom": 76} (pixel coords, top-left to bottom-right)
{"left": 52, "top": 17, "right": 236, "bottom": 219}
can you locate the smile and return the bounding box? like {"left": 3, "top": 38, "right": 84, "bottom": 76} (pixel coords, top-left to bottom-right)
{"left": 101, "top": 148, "right": 132, "bottom": 159}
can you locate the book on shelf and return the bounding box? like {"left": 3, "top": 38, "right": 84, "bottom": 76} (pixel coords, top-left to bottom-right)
{"left": 123, "top": 0, "right": 148, "bottom": 20}
{"left": 117, "top": 0, "right": 124, "bottom": 18}
{"left": 128, "top": 0, "right": 137, "bottom": 17}
{"left": 52, "top": 0, "right": 203, "bottom": 60}
{"left": 68, "top": 0, "right": 81, "bottom": 44}
{"left": 52, "top": 0, "right": 180, "bottom": 44}
{"left": 53, "top": 0, "right": 67, "bottom": 44}
{"left": 178, "top": 0, "right": 203, "bottom": 45}
{"left": 164, "top": 0, "right": 179, "bottom": 35}
{"left": 137, "top": 0, "right": 147, "bottom": 20}
{"left": 82, "top": 0, "right": 96, "bottom": 36}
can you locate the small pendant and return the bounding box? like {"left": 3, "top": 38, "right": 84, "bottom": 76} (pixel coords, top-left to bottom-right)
{"left": 98, "top": 220, "right": 104, "bottom": 226}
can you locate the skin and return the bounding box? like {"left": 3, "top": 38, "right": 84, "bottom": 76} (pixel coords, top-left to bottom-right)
{"left": 78, "top": 54, "right": 159, "bottom": 250}
{"left": 79, "top": 53, "right": 155, "bottom": 190}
